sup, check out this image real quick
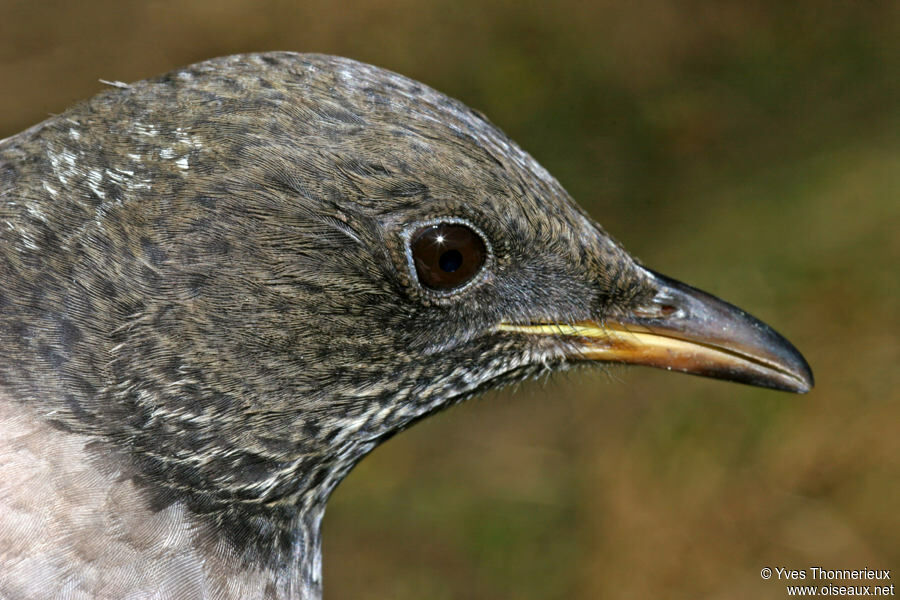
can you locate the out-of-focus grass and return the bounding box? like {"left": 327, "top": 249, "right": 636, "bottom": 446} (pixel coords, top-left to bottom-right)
{"left": 1, "top": 1, "right": 896, "bottom": 598}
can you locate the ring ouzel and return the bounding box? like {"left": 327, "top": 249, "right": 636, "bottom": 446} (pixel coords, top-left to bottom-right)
{"left": 0, "top": 52, "right": 813, "bottom": 599}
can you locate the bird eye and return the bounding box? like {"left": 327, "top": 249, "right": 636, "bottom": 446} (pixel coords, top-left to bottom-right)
{"left": 410, "top": 223, "right": 487, "bottom": 291}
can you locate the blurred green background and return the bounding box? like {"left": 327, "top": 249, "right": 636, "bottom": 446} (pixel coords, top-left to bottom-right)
{"left": 2, "top": 1, "right": 896, "bottom": 598}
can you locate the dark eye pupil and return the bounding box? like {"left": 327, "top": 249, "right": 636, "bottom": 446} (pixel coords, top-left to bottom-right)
{"left": 438, "top": 249, "right": 463, "bottom": 273}
{"left": 410, "top": 223, "right": 487, "bottom": 291}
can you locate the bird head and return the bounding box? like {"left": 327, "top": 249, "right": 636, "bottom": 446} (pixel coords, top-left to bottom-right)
{"left": 0, "top": 52, "right": 812, "bottom": 564}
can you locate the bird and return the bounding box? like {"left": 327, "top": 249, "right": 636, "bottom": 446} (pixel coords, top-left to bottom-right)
{"left": 0, "top": 52, "right": 813, "bottom": 600}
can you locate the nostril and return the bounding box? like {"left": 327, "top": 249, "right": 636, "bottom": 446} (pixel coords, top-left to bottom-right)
{"left": 631, "top": 303, "right": 679, "bottom": 320}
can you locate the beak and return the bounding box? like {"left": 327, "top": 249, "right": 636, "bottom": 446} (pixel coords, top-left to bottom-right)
{"left": 499, "top": 268, "right": 814, "bottom": 393}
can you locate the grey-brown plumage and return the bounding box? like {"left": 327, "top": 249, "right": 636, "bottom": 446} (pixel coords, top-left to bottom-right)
{"left": 0, "top": 53, "right": 812, "bottom": 600}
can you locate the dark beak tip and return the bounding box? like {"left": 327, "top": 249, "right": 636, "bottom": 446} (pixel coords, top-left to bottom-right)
{"left": 788, "top": 358, "right": 815, "bottom": 394}
{"left": 761, "top": 327, "right": 815, "bottom": 394}
{"left": 639, "top": 268, "right": 817, "bottom": 395}
{"left": 772, "top": 372, "right": 813, "bottom": 395}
